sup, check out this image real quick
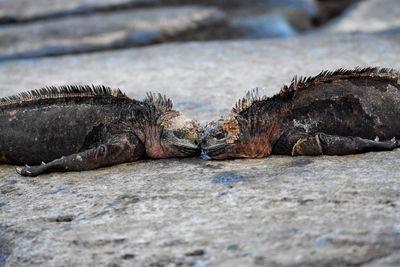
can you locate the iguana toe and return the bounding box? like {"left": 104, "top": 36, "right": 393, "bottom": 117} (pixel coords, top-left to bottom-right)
{"left": 16, "top": 164, "right": 44, "bottom": 177}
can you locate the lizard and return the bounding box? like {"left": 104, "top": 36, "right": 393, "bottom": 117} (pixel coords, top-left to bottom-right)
{"left": 0, "top": 85, "right": 200, "bottom": 176}
{"left": 201, "top": 67, "right": 400, "bottom": 159}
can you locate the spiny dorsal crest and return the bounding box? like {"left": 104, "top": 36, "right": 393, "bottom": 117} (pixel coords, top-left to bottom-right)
{"left": 233, "top": 88, "right": 268, "bottom": 113}
{"left": 0, "top": 84, "right": 125, "bottom": 106}
{"left": 145, "top": 92, "right": 174, "bottom": 111}
{"left": 280, "top": 66, "right": 400, "bottom": 95}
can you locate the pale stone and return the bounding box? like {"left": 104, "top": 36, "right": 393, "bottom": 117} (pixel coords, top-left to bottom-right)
{"left": 0, "top": 0, "right": 153, "bottom": 22}
{"left": 0, "top": 6, "right": 226, "bottom": 60}
{"left": 1, "top": 33, "right": 400, "bottom": 266}
{"left": 326, "top": 0, "right": 400, "bottom": 34}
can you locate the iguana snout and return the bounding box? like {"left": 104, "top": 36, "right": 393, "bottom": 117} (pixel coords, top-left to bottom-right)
{"left": 158, "top": 113, "right": 200, "bottom": 157}
{"left": 200, "top": 116, "right": 240, "bottom": 159}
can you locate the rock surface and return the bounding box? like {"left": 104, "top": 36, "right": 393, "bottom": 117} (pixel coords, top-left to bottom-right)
{"left": 5, "top": 0, "right": 373, "bottom": 61}
{"left": 315, "top": 0, "right": 360, "bottom": 20}
{"left": 0, "top": 0, "right": 324, "bottom": 60}
{"left": 0, "top": 6, "right": 228, "bottom": 61}
{"left": 0, "top": 0, "right": 154, "bottom": 23}
{"left": 1, "top": 154, "right": 400, "bottom": 266}
{"left": 0, "top": 0, "right": 319, "bottom": 27}
{"left": 1, "top": 32, "right": 400, "bottom": 266}
{"left": 216, "top": 0, "right": 319, "bottom": 37}
{"left": 326, "top": 0, "right": 400, "bottom": 34}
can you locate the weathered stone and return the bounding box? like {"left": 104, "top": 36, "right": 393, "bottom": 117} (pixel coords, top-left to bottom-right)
{"left": 0, "top": 6, "right": 228, "bottom": 60}
{"left": 223, "top": 0, "right": 319, "bottom": 37}
{"left": 0, "top": 0, "right": 324, "bottom": 59}
{"left": 326, "top": 0, "right": 400, "bottom": 34}
{"left": 0, "top": 0, "right": 154, "bottom": 23}
{"left": 1, "top": 33, "right": 400, "bottom": 266}
{"left": 315, "top": 0, "right": 360, "bottom": 20}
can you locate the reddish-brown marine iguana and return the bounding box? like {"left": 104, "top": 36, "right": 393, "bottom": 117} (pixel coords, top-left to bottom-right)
{"left": 201, "top": 67, "right": 400, "bottom": 159}
{"left": 0, "top": 85, "right": 199, "bottom": 176}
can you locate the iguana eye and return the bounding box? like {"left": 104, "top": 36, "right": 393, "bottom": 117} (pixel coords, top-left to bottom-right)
{"left": 215, "top": 132, "right": 226, "bottom": 140}
{"left": 173, "top": 130, "right": 186, "bottom": 139}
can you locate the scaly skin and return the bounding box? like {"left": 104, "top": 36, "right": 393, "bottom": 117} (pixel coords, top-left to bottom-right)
{"left": 0, "top": 85, "right": 200, "bottom": 176}
{"left": 201, "top": 67, "right": 400, "bottom": 159}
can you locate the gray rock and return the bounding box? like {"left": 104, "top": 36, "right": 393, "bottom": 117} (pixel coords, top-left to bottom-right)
{"left": 0, "top": 0, "right": 319, "bottom": 36}
{"left": 0, "top": 0, "right": 154, "bottom": 23}
{"left": 315, "top": 0, "right": 360, "bottom": 20}
{"left": 0, "top": 0, "right": 324, "bottom": 59}
{"left": 224, "top": 0, "right": 319, "bottom": 37}
{"left": 1, "top": 33, "right": 400, "bottom": 266}
{"left": 326, "top": 0, "right": 400, "bottom": 34}
{"left": 0, "top": 6, "right": 227, "bottom": 60}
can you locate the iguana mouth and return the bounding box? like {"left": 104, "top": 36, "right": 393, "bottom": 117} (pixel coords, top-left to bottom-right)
{"left": 201, "top": 143, "right": 228, "bottom": 158}
{"left": 173, "top": 143, "right": 200, "bottom": 156}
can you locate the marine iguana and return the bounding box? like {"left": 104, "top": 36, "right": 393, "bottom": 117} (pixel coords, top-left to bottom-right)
{"left": 0, "top": 85, "right": 199, "bottom": 176}
{"left": 201, "top": 67, "right": 400, "bottom": 159}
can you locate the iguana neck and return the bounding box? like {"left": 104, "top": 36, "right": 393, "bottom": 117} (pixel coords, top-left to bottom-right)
{"left": 236, "top": 96, "right": 291, "bottom": 157}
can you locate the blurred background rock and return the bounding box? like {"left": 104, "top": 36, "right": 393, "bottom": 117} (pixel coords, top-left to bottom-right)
{"left": 1, "top": 1, "right": 400, "bottom": 266}
{"left": 2, "top": 0, "right": 392, "bottom": 60}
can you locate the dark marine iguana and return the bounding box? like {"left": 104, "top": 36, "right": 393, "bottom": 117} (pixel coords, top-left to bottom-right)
{"left": 201, "top": 67, "right": 400, "bottom": 159}
{"left": 0, "top": 85, "right": 199, "bottom": 176}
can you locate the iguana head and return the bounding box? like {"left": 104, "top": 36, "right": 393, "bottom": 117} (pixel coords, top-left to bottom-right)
{"left": 158, "top": 112, "right": 200, "bottom": 157}
{"left": 144, "top": 93, "right": 200, "bottom": 158}
{"left": 201, "top": 115, "right": 244, "bottom": 159}
{"left": 201, "top": 113, "right": 276, "bottom": 159}
{"left": 201, "top": 89, "right": 277, "bottom": 159}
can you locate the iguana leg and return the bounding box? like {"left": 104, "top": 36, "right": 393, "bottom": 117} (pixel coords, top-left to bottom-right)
{"left": 292, "top": 133, "right": 400, "bottom": 156}
{"left": 16, "top": 134, "right": 145, "bottom": 177}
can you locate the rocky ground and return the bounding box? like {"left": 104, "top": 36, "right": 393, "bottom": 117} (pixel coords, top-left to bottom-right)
{"left": 0, "top": 0, "right": 347, "bottom": 60}
{"left": 1, "top": 0, "right": 400, "bottom": 266}
{"left": 324, "top": 0, "right": 400, "bottom": 34}
{"left": 0, "top": 6, "right": 229, "bottom": 61}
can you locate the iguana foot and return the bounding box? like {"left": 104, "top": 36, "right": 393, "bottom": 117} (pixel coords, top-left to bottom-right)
{"left": 292, "top": 135, "right": 323, "bottom": 156}
{"left": 16, "top": 163, "right": 48, "bottom": 177}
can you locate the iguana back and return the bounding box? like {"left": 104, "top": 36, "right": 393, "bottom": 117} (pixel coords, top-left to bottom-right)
{"left": 286, "top": 68, "right": 400, "bottom": 140}
{"left": 0, "top": 85, "right": 134, "bottom": 164}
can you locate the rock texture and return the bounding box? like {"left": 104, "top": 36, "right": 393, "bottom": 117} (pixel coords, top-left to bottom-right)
{"left": 0, "top": 0, "right": 154, "bottom": 23}
{"left": 0, "top": 0, "right": 319, "bottom": 27}
{"left": 326, "top": 0, "right": 400, "bottom": 34}
{"left": 315, "top": 0, "right": 360, "bottom": 20}
{"left": 0, "top": 6, "right": 228, "bottom": 61}
{"left": 4, "top": 0, "right": 370, "bottom": 60}
{"left": 0, "top": 0, "right": 325, "bottom": 60}
{"left": 1, "top": 32, "right": 400, "bottom": 266}
{"left": 1, "top": 154, "right": 400, "bottom": 266}
{"left": 218, "top": 0, "right": 319, "bottom": 37}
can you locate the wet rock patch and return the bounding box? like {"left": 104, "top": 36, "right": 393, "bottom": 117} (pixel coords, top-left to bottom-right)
{"left": 212, "top": 172, "right": 248, "bottom": 185}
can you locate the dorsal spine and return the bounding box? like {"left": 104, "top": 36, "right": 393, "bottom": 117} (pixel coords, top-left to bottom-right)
{"left": 233, "top": 67, "right": 400, "bottom": 114}
{"left": 0, "top": 84, "right": 125, "bottom": 107}
{"left": 280, "top": 67, "right": 400, "bottom": 95}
